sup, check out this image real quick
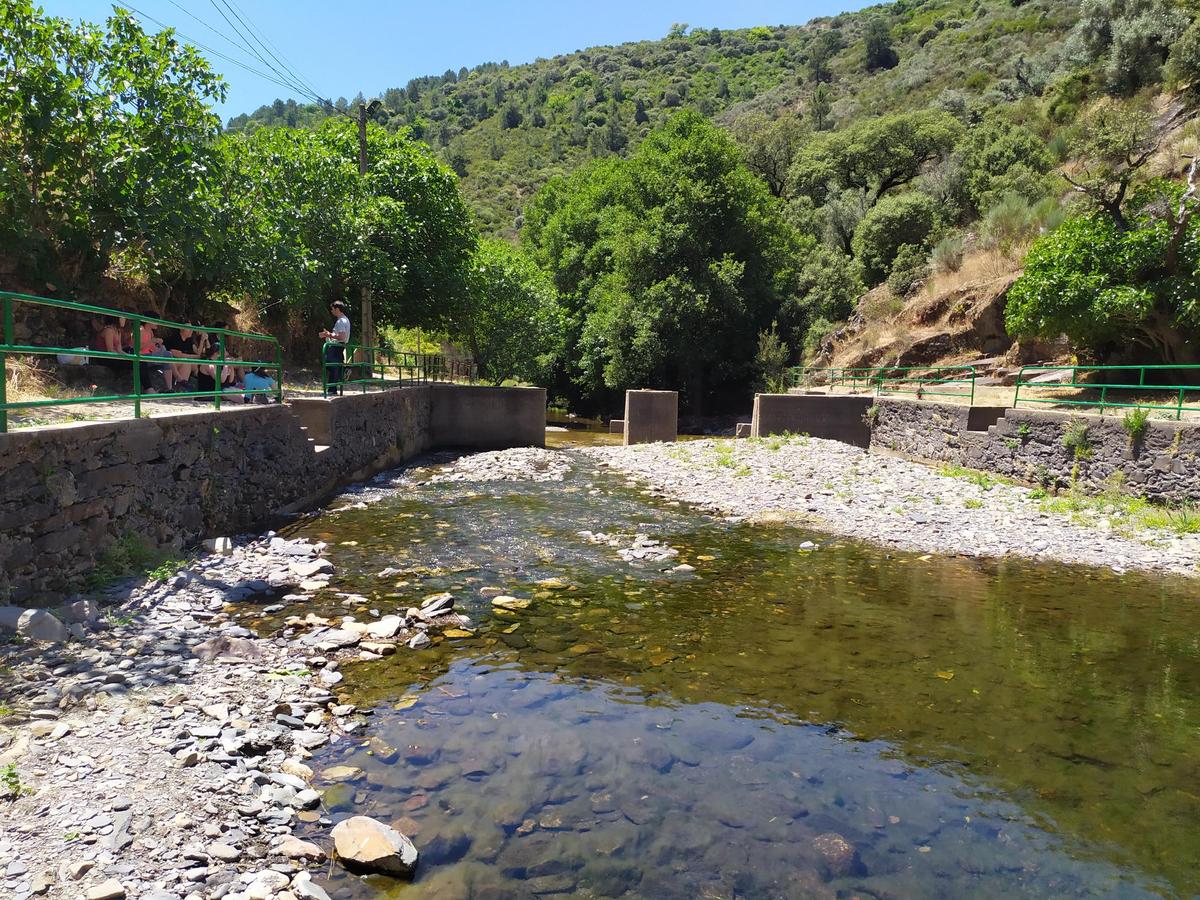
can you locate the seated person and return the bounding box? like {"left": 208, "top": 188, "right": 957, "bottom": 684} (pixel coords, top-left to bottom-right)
{"left": 137, "top": 320, "right": 176, "bottom": 393}
{"left": 196, "top": 343, "right": 238, "bottom": 394}
{"left": 89, "top": 317, "right": 128, "bottom": 371}
{"left": 162, "top": 326, "right": 201, "bottom": 390}
{"left": 243, "top": 367, "right": 278, "bottom": 402}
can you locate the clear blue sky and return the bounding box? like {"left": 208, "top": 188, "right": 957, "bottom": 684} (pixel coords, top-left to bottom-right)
{"left": 43, "top": 0, "right": 863, "bottom": 120}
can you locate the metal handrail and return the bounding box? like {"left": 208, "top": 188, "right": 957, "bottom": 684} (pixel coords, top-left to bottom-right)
{"left": 786, "top": 365, "right": 977, "bottom": 404}
{"left": 321, "top": 340, "right": 476, "bottom": 397}
{"left": 0, "top": 291, "right": 283, "bottom": 433}
{"left": 1013, "top": 365, "right": 1200, "bottom": 420}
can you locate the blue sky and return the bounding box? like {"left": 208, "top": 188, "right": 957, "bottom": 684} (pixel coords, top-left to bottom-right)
{"left": 43, "top": 0, "right": 862, "bottom": 120}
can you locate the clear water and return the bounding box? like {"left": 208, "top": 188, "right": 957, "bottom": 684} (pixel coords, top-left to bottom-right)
{"left": 256, "top": 450, "right": 1200, "bottom": 898}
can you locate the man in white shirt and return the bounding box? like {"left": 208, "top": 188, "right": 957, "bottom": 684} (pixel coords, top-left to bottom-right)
{"left": 320, "top": 300, "right": 351, "bottom": 395}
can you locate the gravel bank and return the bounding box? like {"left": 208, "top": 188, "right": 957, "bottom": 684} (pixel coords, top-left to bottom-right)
{"left": 582, "top": 436, "right": 1200, "bottom": 579}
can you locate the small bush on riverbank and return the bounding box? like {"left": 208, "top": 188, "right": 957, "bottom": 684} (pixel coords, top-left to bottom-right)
{"left": 940, "top": 463, "right": 1000, "bottom": 490}
{"left": 1041, "top": 487, "right": 1200, "bottom": 536}
{"left": 87, "top": 534, "right": 186, "bottom": 590}
{"left": 1122, "top": 407, "right": 1151, "bottom": 445}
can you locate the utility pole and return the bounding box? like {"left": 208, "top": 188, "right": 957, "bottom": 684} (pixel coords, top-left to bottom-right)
{"left": 357, "top": 100, "right": 381, "bottom": 357}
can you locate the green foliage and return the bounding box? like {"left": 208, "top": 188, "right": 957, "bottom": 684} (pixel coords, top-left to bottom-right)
{"left": 959, "top": 118, "right": 1056, "bottom": 212}
{"left": 930, "top": 234, "right": 965, "bottom": 273}
{"left": 864, "top": 17, "right": 900, "bottom": 71}
{"left": 886, "top": 243, "right": 931, "bottom": 297}
{"left": 852, "top": 193, "right": 940, "bottom": 285}
{"left": 1005, "top": 181, "right": 1200, "bottom": 359}
{"left": 1064, "top": 100, "right": 1157, "bottom": 228}
{"left": 755, "top": 322, "right": 791, "bottom": 393}
{"left": 2, "top": 764, "right": 24, "bottom": 799}
{"left": 86, "top": 534, "right": 183, "bottom": 590}
{"left": 0, "top": 0, "right": 224, "bottom": 286}
{"left": 455, "top": 239, "right": 564, "bottom": 384}
{"left": 1062, "top": 420, "right": 1093, "bottom": 459}
{"left": 864, "top": 404, "right": 880, "bottom": 427}
{"left": 803, "top": 317, "right": 837, "bottom": 359}
{"left": 789, "top": 110, "right": 963, "bottom": 207}
{"left": 940, "top": 463, "right": 999, "bottom": 489}
{"left": 523, "top": 112, "right": 807, "bottom": 410}
{"left": 1167, "top": 19, "right": 1200, "bottom": 88}
{"left": 978, "top": 193, "right": 1065, "bottom": 253}
{"left": 1065, "top": 0, "right": 1189, "bottom": 95}
{"left": 1122, "top": 406, "right": 1152, "bottom": 444}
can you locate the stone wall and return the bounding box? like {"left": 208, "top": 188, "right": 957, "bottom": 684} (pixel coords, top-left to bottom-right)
{"left": 870, "top": 397, "right": 1200, "bottom": 501}
{"left": 751, "top": 393, "right": 873, "bottom": 447}
{"left": 0, "top": 386, "right": 544, "bottom": 603}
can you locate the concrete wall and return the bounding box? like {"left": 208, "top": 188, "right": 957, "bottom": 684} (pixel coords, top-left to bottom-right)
{"left": 624, "top": 390, "right": 678, "bottom": 445}
{"left": 429, "top": 385, "right": 546, "bottom": 449}
{"left": 0, "top": 385, "right": 545, "bottom": 603}
{"left": 871, "top": 397, "right": 1200, "bottom": 501}
{"left": 751, "top": 393, "right": 873, "bottom": 448}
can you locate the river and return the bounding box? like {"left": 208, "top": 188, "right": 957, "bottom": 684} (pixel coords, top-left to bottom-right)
{"left": 246, "top": 447, "right": 1200, "bottom": 898}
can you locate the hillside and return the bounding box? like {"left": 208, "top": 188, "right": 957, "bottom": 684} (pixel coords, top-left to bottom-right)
{"left": 226, "top": 0, "right": 1083, "bottom": 235}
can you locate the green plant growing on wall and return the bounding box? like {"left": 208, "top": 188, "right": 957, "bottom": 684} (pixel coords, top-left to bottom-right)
{"left": 1122, "top": 406, "right": 1151, "bottom": 446}
{"left": 1062, "top": 420, "right": 1093, "bottom": 460}
{"left": 863, "top": 404, "right": 880, "bottom": 427}
{"left": 1017, "top": 422, "right": 1032, "bottom": 441}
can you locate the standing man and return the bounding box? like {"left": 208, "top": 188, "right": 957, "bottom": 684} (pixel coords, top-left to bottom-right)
{"left": 320, "top": 300, "right": 351, "bottom": 396}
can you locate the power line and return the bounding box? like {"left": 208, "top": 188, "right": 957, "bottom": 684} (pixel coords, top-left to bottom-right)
{"left": 218, "top": 0, "right": 325, "bottom": 103}
{"left": 205, "top": 0, "right": 320, "bottom": 103}
{"left": 123, "top": 2, "right": 327, "bottom": 107}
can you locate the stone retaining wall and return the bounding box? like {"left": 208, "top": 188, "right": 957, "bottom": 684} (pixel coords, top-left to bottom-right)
{"left": 0, "top": 386, "right": 544, "bottom": 603}
{"left": 871, "top": 397, "right": 1200, "bottom": 501}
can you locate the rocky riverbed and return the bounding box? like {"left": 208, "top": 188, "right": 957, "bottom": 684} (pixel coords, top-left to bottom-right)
{"left": 582, "top": 436, "right": 1200, "bottom": 578}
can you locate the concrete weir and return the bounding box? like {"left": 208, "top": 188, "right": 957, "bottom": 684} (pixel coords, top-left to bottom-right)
{"left": 0, "top": 385, "right": 545, "bottom": 603}
{"left": 623, "top": 390, "right": 678, "bottom": 445}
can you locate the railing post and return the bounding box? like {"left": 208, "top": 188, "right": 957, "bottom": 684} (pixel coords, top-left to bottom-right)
{"left": 132, "top": 314, "right": 142, "bottom": 420}
{"left": 0, "top": 294, "right": 12, "bottom": 433}
{"left": 321, "top": 340, "right": 328, "bottom": 398}
{"left": 275, "top": 341, "right": 283, "bottom": 405}
{"left": 1178, "top": 388, "right": 1184, "bottom": 421}
{"left": 1100, "top": 385, "right": 1108, "bottom": 415}
{"left": 214, "top": 336, "right": 224, "bottom": 411}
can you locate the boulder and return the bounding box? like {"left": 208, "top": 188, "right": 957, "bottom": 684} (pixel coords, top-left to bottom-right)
{"left": 193, "top": 635, "right": 264, "bottom": 662}
{"left": 331, "top": 815, "right": 418, "bottom": 878}
{"left": 275, "top": 835, "right": 326, "bottom": 861}
{"left": 58, "top": 599, "right": 99, "bottom": 625}
{"left": 0, "top": 606, "right": 23, "bottom": 632}
{"left": 291, "top": 872, "right": 332, "bottom": 900}
{"left": 406, "top": 632, "right": 432, "bottom": 650}
{"left": 419, "top": 593, "right": 455, "bottom": 618}
{"left": 85, "top": 880, "right": 126, "bottom": 900}
{"left": 291, "top": 558, "right": 334, "bottom": 579}
{"left": 365, "top": 616, "right": 403, "bottom": 639}
{"left": 17, "top": 609, "right": 69, "bottom": 643}
{"left": 202, "top": 537, "right": 233, "bottom": 555}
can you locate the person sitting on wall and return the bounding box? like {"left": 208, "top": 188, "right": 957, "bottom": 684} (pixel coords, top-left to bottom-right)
{"left": 319, "top": 300, "right": 351, "bottom": 396}
{"left": 163, "top": 325, "right": 203, "bottom": 391}
{"left": 138, "top": 319, "right": 176, "bottom": 393}
{"left": 90, "top": 317, "right": 128, "bottom": 372}
{"left": 243, "top": 366, "right": 278, "bottom": 403}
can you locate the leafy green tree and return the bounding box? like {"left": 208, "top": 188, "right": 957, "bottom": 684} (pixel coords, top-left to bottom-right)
{"left": 789, "top": 110, "right": 963, "bottom": 208}
{"left": 454, "top": 239, "right": 564, "bottom": 384}
{"left": 851, "top": 192, "right": 940, "bottom": 285}
{"left": 1005, "top": 179, "right": 1200, "bottom": 364}
{"left": 1167, "top": 18, "right": 1200, "bottom": 88}
{"left": 1066, "top": 0, "right": 1188, "bottom": 94}
{"left": 864, "top": 17, "right": 899, "bottom": 71}
{"left": 732, "top": 114, "right": 807, "bottom": 199}
{"left": 810, "top": 84, "right": 833, "bottom": 131}
{"left": 1063, "top": 100, "right": 1156, "bottom": 229}
{"left": 523, "top": 111, "right": 806, "bottom": 411}
{"left": 0, "top": 1, "right": 224, "bottom": 290}
{"left": 807, "top": 29, "right": 844, "bottom": 83}
{"left": 755, "top": 322, "right": 791, "bottom": 392}
{"left": 959, "top": 118, "right": 1055, "bottom": 212}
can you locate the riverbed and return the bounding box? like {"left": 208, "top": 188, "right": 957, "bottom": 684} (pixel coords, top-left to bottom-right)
{"left": 260, "top": 446, "right": 1200, "bottom": 897}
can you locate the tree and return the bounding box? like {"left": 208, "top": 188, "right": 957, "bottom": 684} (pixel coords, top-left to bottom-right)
{"left": 1066, "top": 0, "right": 1189, "bottom": 94}
{"left": 864, "top": 17, "right": 899, "bottom": 71}
{"left": 755, "top": 323, "right": 791, "bottom": 393}
{"left": 634, "top": 98, "right": 650, "bottom": 125}
{"left": 959, "top": 118, "right": 1055, "bottom": 212}
{"left": 0, "top": 1, "right": 224, "bottom": 292}
{"left": 1005, "top": 177, "right": 1200, "bottom": 364}
{"left": 790, "top": 110, "right": 963, "bottom": 208}
{"left": 454, "top": 239, "right": 564, "bottom": 384}
{"left": 1062, "top": 100, "right": 1156, "bottom": 230}
{"left": 851, "top": 192, "right": 940, "bottom": 285}
{"left": 732, "top": 114, "right": 808, "bottom": 199}
{"left": 810, "top": 84, "right": 833, "bottom": 131}
{"left": 523, "top": 112, "right": 807, "bottom": 411}
{"left": 807, "top": 29, "right": 844, "bottom": 83}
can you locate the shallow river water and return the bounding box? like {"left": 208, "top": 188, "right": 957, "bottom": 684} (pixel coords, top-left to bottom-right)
{"left": 261, "top": 449, "right": 1200, "bottom": 898}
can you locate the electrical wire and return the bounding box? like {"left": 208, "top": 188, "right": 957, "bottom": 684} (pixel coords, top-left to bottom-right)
{"left": 218, "top": 0, "right": 326, "bottom": 103}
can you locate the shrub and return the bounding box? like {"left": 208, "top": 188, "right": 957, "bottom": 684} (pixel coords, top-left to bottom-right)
{"left": 1062, "top": 420, "right": 1093, "bottom": 460}
{"left": 930, "top": 234, "right": 965, "bottom": 273}
{"left": 886, "top": 243, "right": 930, "bottom": 296}
{"left": 979, "top": 193, "right": 1064, "bottom": 254}
{"left": 803, "top": 317, "right": 837, "bottom": 359}
{"left": 851, "top": 192, "right": 939, "bottom": 285}
{"left": 1167, "top": 20, "right": 1200, "bottom": 90}
{"left": 1122, "top": 406, "right": 1151, "bottom": 444}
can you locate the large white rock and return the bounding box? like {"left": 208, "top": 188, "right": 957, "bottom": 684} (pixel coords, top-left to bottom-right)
{"left": 365, "top": 615, "right": 403, "bottom": 639}
{"left": 331, "top": 815, "right": 418, "bottom": 877}
{"left": 17, "top": 609, "right": 69, "bottom": 642}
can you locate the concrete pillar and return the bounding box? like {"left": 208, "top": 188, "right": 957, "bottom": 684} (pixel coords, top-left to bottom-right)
{"left": 623, "top": 390, "right": 678, "bottom": 445}
{"left": 609, "top": 419, "right": 625, "bottom": 434}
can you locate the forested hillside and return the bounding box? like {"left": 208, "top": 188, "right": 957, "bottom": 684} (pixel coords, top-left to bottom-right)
{"left": 227, "top": 0, "right": 1085, "bottom": 236}
{"left": 5, "top": 0, "right": 1200, "bottom": 414}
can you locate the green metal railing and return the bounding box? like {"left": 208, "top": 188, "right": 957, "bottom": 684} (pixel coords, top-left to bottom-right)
{"left": 786, "top": 365, "right": 977, "bottom": 404}
{"left": 0, "top": 291, "right": 283, "bottom": 433}
{"left": 1013, "top": 365, "right": 1200, "bottom": 420}
{"left": 321, "top": 341, "right": 476, "bottom": 397}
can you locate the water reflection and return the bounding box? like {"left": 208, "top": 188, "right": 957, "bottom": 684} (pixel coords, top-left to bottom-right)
{"left": 269, "top": 453, "right": 1200, "bottom": 897}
